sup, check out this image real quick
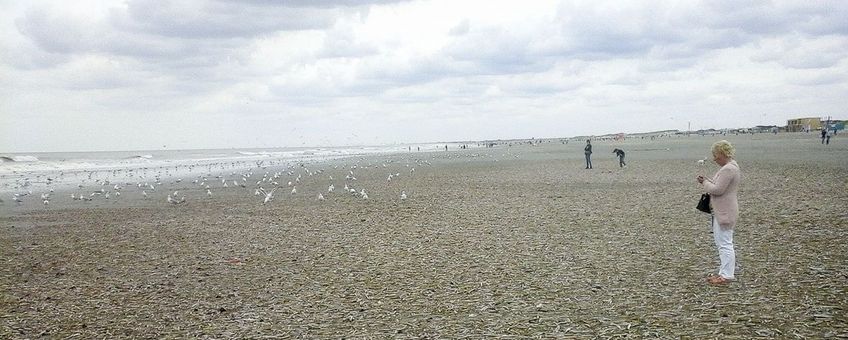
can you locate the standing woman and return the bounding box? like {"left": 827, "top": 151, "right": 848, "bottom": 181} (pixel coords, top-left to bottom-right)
{"left": 584, "top": 140, "right": 593, "bottom": 169}
{"left": 697, "top": 140, "right": 741, "bottom": 285}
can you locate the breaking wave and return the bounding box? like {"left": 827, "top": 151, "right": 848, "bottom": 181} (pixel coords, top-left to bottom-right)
{"left": 0, "top": 155, "right": 40, "bottom": 163}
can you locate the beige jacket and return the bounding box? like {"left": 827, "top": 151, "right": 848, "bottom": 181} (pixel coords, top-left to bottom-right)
{"left": 704, "top": 160, "right": 741, "bottom": 229}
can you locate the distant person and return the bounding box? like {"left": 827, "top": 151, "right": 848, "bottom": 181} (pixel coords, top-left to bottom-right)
{"left": 826, "top": 129, "right": 832, "bottom": 145}
{"left": 584, "top": 140, "right": 593, "bottom": 169}
{"left": 821, "top": 129, "right": 827, "bottom": 144}
{"left": 445, "top": 145, "right": 448, "bottom": 151}
{"left": 696, "top": 140, "right": 741, "bottom": 285}
{"left": 612, "top": 148, "right": 626, "bottom": 168}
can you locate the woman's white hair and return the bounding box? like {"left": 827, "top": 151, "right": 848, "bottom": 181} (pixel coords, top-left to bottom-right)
{"left": 711, "top": 140, "right": 735, "bottom": 158}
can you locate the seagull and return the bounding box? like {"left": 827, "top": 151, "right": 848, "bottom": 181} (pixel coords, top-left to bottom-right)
{"left": 360, "top": 189, "right": 368, "bottom": 200}
{"left": 142, "top": 190, "right": 149, "bottom": 199}
{"left": 400, "top": 191, "right": 407, "bottom": 200}
{"left": 697, "top": 159, "right": 706, "bottom": 165}
{"left": 291, "top": 186, "right": 297, "bottom": 195}
{"left": 343, "top": 184, "right": 349, "bottom": 191}
{"left": 260, "top": 187, "right": 276, "bottom": 204}
{"left": 207, "top": 189, "right": 213, "bottom": 198}
{"left": 328, "top": 184, "right": 335, "bottom": 193}
{"left": 167, "top": 194, "right": 185, "bottom": 204}
{"left": 43, "top": 199, "right": 49, "bottom": 206}
{"left": 317, "top": 193, "right": 325, "bottom": 201}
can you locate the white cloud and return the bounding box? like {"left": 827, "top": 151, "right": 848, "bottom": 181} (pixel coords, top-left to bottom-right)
{"left": 1, "top": 0, "right": 847, "bottom": 152}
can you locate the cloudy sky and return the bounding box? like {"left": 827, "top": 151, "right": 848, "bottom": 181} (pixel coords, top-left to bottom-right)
{"left": 1, "top": 0, "right": 846, "bottom": 152}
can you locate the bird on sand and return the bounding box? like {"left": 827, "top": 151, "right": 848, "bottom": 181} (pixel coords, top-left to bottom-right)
{"left": 401, "top": 191, "right": 407, "bottom": 200}
{"left": 260, "top": 187, "right": 276, "bottom": 204}
{"left": 167, "top": 194, "right": 186, "bottom": 204}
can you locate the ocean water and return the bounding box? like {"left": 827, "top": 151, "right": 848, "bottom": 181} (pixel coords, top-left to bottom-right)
{"left": 0, "top": 143, "right": 471, "bottom": 193}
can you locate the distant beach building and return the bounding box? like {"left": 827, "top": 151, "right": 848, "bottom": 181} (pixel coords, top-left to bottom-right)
{"left": 786, "top": 117, "right": 822, "bottom": 132}
{"left": 753, "top": 125, "right": 779, "bottom": 133}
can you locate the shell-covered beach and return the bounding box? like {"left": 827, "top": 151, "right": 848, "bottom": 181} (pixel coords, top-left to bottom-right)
{"left": 1, "top": 133, "right": 846, "bottom": 338}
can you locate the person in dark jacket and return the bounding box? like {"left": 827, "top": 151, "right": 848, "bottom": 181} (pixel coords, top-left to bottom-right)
{"left": 612, "top": 148, "right": 626, "bottom": 168}
{"left": 584, "top": 140, "right": 593, "bottom": 169}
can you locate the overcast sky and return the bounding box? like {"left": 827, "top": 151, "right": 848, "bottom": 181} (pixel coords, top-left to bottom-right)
{"left": 1, "top": 0, "right": 846, "bottom": 152}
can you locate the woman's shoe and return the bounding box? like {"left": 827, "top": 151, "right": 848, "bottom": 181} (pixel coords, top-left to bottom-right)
{"left": 707, "top": 276, "right": 732, "bottom": 285}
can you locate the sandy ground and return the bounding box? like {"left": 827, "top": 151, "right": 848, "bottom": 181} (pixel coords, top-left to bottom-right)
{"left": 1, "top": 133, "right": 847, "bottom": 338}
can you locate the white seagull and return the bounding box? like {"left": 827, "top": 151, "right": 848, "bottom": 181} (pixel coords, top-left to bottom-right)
{"left": 167, "top": 194, "right": 186, "bottom": 204}
{"left": 260, "top": 187, "right": 276, "bottom": 204}
{"left": 400, "top": 191, "right": 407, "bottom": 200}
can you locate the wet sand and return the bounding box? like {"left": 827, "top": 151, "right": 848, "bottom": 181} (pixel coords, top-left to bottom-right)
{"left": 1, "top": 133, "right": 846, "bottom": 338}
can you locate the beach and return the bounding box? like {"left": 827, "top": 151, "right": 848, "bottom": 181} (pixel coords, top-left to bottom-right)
{"left": 1, "top": 133, "right": 846, "bottom": 338}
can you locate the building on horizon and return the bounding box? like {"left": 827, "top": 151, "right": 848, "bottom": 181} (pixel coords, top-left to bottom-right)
{"left": 786, "top": 117, "right": 822, "bottom": 132}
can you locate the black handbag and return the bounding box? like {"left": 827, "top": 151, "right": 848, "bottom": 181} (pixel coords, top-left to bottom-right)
{"left": 696, "top": 193, "right": 711, "bottom": 213}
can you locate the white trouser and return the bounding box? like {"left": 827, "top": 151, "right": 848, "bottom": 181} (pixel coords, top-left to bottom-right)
{"left": 712, "top": 216, "right": 736, "bottom": 279}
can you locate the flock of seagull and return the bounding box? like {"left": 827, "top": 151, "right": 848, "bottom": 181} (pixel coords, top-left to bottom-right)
{"left": 1, "top": 156, "right": 441, "bottom": 208}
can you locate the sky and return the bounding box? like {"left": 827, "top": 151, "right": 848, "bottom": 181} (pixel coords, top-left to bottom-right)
{"left": 1, "top": 0, "right": 847, "bottom": 152}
